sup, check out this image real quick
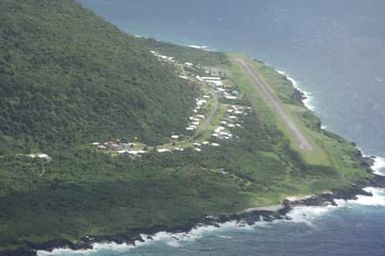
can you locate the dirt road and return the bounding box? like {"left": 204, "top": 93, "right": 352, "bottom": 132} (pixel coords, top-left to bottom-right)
{"left": 191, "top": 92, "right": 219, "bottom": 140}
{"left": 237, "top": 58, "right": 314, "bottom": 151}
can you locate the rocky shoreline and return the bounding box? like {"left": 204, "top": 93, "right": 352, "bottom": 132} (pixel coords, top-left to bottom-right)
{"left": 2, "top": 155, "right": 384, "bottom": 256}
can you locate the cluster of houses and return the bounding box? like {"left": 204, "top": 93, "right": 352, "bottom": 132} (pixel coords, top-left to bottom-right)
{"left": 27, "top": 153, "right": 52, "bottom": 161}
{"left": 197, "top": 76, "right": 223, "bottom": 86}
{"left": 154, "top": 140, "right": 220, "bottom": 154}
{"left": 89, "top": 54, "right": 255, "bottom": 159}
{"left": 197, "top": 75, "right": 240, "bottom": 100}
{"left": 185, "top": 97, "right": 209, "bottom": 132}
{"left": 191, "top": 141, "right": 220, "bottom": 152}
{"left": 194, "top": 75, "right": 250, "bottom": 141}
{"left": 92, "top": 141, "right": 147, "bottom": 158}
{"left": 149, "top": 50, "right": 175, "bottom": 64}
{"left": 212, "top": 105, "right": 251, "bottom": 141}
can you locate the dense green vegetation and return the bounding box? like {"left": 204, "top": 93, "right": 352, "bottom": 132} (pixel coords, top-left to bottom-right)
{"left": 0, "top": 111, "right": 265, "bottom": 248}
{"left": 226, "top": 53, "right": 372, "bottom": 187}
{"left": 135, "top": 37, "right": 229, "bottom": 67}
{"left": 1, "top": 102, "right": 362, "bottom": 251}
{"left": 0, "top": 0, "right": 196, "bottom": 153}
{"left": 0, "top": 0, "right": 373, "bottom": 253}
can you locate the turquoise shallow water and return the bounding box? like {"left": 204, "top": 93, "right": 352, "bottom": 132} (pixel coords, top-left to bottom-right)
{"left": 52, "top": 1, "right": 385, "bottom": 255}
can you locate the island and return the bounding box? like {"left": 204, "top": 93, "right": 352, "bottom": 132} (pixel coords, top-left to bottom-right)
{"left": 0, "top": 1, "right": 383, "bottom": 255}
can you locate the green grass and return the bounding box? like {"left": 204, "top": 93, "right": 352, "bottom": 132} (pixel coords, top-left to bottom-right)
{"left": 0, "top": 49, "right": 372, "bottom": 253}
{"left": 225, "top": 52, "right": 371, "bottom": 184}
{"left": 0, "top": 1, "right": 374, "bottom": 253}
{"left": 135, "top": 38, "right": 229, "bottom": 67}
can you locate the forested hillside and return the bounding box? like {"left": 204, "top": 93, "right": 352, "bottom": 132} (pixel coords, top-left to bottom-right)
{"left": 0, "top": 1, "right": 372, "bottom": 255}
{"left": 0, "top": 0, "right": 195, "bottom": 154}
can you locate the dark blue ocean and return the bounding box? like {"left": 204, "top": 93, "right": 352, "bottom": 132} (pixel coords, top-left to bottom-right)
{"left": 42, "top": 1, "right": 385, "bottom": 255}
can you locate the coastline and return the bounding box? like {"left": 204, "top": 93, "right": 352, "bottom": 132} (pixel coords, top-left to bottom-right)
{"left": 4, "top": 62, "right": 385, "bottom": 256}
{"left": 3, "top": 166, "right": 383, "bottom": 256}
{"left": 11, "top": 166, "right": 384, "bottom": 256}
{"left": 5, "top": 1, "right": 385, "bottom": 255}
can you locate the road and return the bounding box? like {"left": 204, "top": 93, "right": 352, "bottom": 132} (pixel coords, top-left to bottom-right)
{"left": 237, "top": 58, "right": 314, "bottom": 151}
{"left": 191, "top": 92, "right": 219, "bottom": 140}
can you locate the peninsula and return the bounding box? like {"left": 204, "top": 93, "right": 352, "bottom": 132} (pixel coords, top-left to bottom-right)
{"left": 0, "top": 1, "right": 379, "bottom": 255}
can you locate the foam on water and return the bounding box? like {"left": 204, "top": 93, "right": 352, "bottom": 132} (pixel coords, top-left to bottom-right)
{"left": 285, "top": 187, "right": 385, "bottom": 229}
{"left": 276, "top": 69, "right": 315, "bottom": 111}
{"left": 36, "top": 66, "right": 385, "bottom": 256}
{"left": 371, "top": 156, "right": 385, "bottom": 175}
{"left": 38, "top": 189, "right": 385, "bottom": 256}
{"left": 36, "top": 62, "right": 384, "bottom": 256}
{"left": 355, "top": 187, "right": 385, "bottom": 206}
{"left": 285, "top": 204, "right": 338, "bottom": 228}
{"left": 334, "top": 187, "right": 385, "bottom": 207}
{"left": 37, "top": 242, "right": 136, "bottom": 256}
{"left": 356, "top": 147, "right": 385, "bottom": 176}
{"left": 37, "top": 220, "right": 256, "bottom": 256}
{"left": 188, "top": 44, "right": 209, "bottom": 50}
{"left": 217, "top": 235, "right": 232, "bottom": 239}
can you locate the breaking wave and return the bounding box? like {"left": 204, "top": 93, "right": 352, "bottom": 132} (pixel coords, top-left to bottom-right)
{"left": 371, "top": 156, "right": 385, "bottom": 176}
{"left": 276, "top": 69, "right": 315, "bottom": 111}
{"left": 37, "top": 221, "right": 256, "bottom": 256}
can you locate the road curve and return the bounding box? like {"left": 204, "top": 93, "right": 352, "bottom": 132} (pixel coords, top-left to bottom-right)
{"left": 237, "top": 58, "right": 314, "bottom": 152}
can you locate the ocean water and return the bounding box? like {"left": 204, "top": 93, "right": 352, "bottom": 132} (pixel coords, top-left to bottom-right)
{"left": 49, "top": 1, "right": 385, "bottom": 255}
{"left": 77, "top": 0, "right": 385, "bottom": 156}
{"left": 38, "top": 193, "right": 385, "bottom": 256}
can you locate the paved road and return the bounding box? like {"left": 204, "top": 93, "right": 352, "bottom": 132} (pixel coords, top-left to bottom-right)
{"left": 237, "top": 58, "right": 314, "bottom": 151}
